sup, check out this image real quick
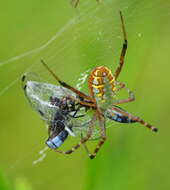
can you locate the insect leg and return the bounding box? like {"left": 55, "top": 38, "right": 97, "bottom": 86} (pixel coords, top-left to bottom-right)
{"left": 69, "top": 106, "right": 85, "bottom": 118}
{"left": 112, "top": 106, "right": 158, "bottom": 132}
{"left": 71, "top": 104, "right": 83, "bottom": 117}
{"left": 114, "top": 11, "right": 127, "bottom": 80}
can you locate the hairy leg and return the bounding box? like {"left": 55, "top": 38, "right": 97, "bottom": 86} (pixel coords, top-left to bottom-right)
{"left": 88, "top": 109, "right": 107, "bottom": 159}
{"left": 114, "top": 11, "right": 128, "bottom": 80}
{"left": 41, "top": 59, "right": 94, "bottom": 103}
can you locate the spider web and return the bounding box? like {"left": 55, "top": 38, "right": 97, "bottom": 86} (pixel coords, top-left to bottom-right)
{"left": 0, "top": 0, "right": 169, "bottom": 189}
{"left": 0, "top": 0, "right": 134, "bottom": 96}
{"left": 0, "top": 0, "right": 168, "bottom": 96}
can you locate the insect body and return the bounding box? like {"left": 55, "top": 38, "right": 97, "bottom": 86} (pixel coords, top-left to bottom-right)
{"left": 46, "top": 97, "right": 72, "bottom": 149}
{"left": 46, "top": 114, "right": 69, "bottom": 149}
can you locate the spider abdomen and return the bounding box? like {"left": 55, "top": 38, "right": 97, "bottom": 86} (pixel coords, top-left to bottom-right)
{"left": 88, "top": 66, "right": 115, "bottom": 101}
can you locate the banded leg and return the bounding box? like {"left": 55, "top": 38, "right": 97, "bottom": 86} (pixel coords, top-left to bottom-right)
{"left": 112, "top": 81, "right": 135, "bottom": 105}
{"left": 71, "top": 0, "right": 100, "bottom": 8}
{"left": 112, "top": 106, "right": 158, "bottom": 132}
{"left": 41, "top": 59, "right": 95, "bottom": 105}
{"left": 81, "top": 133, "right": 92, "bottom": 156}
{"left": 67, "top": 94, "right": 96, "bottom": 108}
{"left": 88, "top": 110, "right": 107, "bottom": 159}
{"left": 54, "top": 114, "right": 97, "bottom": 155}
{"left": 71, "top": 0, "right": 79, "bottom": 7}
{"left": 114, "top": 11, "right": 128, "bottom": 80}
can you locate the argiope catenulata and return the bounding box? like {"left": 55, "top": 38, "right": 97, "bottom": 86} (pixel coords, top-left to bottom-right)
{"left": 40, "top": 11, "right": 158, "bottom": 159}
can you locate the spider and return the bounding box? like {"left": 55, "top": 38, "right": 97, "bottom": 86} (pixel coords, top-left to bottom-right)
{"left": 71, "top": 0, "right": 99, "bottom": 8}
{"left": 39, "top": 11, "right": 158, "bottom": 159}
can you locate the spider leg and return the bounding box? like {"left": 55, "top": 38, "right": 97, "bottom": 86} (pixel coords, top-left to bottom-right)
{"left": 112, "top": 81, "right": 135, "bottom": 105}
{"left": 71, "top": 0, "right": 79, "bottom": 8}
{"left": 67, "top": 94, "right": 96, "bottom": 108}
{"left": 114, "top": 11, "right": 127, "bottom": 80}
{"left": 41, "top": 59, "right": 95, "bottom": 105}
{"left": 88, "top": 110, "right": 107, "bottom": 159}
{"left": 111, "top": 106, "right": 158, "bottom": 132}
{"left": 54, "top": 114, "right": 97, "bottom": 155}
{"left": 80, "top": 133, "right": 91, "bottom": 156}
{"left": 71, "top": 0, "right": 99, "bottom": 8}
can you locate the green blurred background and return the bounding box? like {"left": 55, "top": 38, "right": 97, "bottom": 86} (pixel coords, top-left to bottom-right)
{"left": 0, "top": 0, "right": 170, "bottom": 189}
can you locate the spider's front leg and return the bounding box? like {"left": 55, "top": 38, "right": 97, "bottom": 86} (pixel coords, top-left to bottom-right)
{"left": 114, "top": 11, "right": 128, "bottom": 80}
{"left": 71, "top": 0, "right": 79, "bottom": 7}
{"left": 41, "top": 60, "right": 95, "bottom": 108}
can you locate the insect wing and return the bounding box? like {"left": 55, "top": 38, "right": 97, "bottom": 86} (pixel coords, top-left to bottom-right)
{"left": 22, "top": 73, "right": 76, "bottom": 123}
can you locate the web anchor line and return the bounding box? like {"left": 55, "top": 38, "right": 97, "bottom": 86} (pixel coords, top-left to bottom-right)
{"left": 0, "top": 18, "right": 76, "bottom": 67}
{"left": 32, "top": 146, "right": 49, "bottom": 165}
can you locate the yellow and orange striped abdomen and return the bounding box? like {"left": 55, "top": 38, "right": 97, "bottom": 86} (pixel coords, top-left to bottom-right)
{"left": 88, "top": 66, "right": 115, "bottom": 102}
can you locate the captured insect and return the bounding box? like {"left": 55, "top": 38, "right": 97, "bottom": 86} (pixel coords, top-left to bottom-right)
{"left": 22, "top": 74, "right": 91, "bottom": 150}
{"left": 22, "top": 11, "right": 158, "bottom": 159}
